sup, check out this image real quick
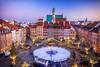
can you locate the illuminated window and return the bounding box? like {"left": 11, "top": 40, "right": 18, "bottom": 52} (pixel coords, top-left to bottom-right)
{"left": 0, "top": 24, "right": 2, "bottom": 27}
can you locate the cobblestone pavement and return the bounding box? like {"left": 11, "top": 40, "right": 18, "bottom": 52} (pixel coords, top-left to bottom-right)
{"left": 1, "top": 36, "right": 99, "bottom": 67}
{"left": 0, "top": 56, "right": 11, "bottom": 67}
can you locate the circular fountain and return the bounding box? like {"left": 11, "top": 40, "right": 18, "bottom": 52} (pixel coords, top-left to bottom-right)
{"left": 33, "top": 46, "right": 71, "bottom": 67}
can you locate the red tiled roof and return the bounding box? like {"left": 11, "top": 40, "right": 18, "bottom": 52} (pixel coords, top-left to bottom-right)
{"left": 87, "top": 22, "right": 100, "bottom": 27}
{"left": 0, "top": 19, "right": 6, "bottom": 24}
{"left": 11, "top": 25, "right": 19, "bottom": 30}
{"left": 48, "top": 22, "right": 53, "bottom": 27}
{"left": 0, "top": 27, "right": 4, "bottom": 30}
{"left": 64, "top": 21, "right": 71, "bottom": 29}
{"left": 36, "top": 22, "right": 43, "bottom": 26}
{"left": 55, "top": 18, "right": 66, "bottom": 23}
{"left": 28, "top": 24, "right": 37, "bottom": 28}
{"left": 0, "top": 19, "right": 13, "bottom": 28}
{"left": 0, "top": 19, "right": 20, "bottom": 30}
{"left": 35, "top": 20, "right": 71, "bottom": 29}
{"left": 55, "top": 18, "right": 66, "bottom": 21}
{"left": 38, "top": 19, "right": 43, "bottom": 20}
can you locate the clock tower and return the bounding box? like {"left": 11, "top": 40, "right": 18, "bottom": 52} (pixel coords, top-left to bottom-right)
{"left": 52, "top": 8, "right": 56, "bottom": 23}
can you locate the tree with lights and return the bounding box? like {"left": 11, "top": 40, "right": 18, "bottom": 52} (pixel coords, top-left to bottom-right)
{"left": 10, "top": 42, "right": 17, "bottom": 65}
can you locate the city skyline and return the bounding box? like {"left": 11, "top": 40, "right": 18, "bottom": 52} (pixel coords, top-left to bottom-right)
{"left": 0, "top": 0, "right": 100, "bottom": 22}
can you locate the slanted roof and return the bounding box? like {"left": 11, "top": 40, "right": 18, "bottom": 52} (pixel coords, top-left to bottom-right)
{"left": 90, "top": 24, "right": 100, "bottom": 33}
{"left": 86, "top": 22, "right": 100, "bottom": 27}
{"left": 0, "top": 27, "right": 4, "bottom": 30}
{"left": 36, "top": 22, "right": 43, "bottom": 26}
{"left": 0, "top": 19, "right": 20, "bottom": 30}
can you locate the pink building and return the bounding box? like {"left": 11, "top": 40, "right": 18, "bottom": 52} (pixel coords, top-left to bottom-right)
{"left": 0, "top": 27, "right": 12, "bottom": 53}
{"left": 0, "top": 19, "right": 26, "bottom": 53}
{"left": 74, "top": 21, "right": 100, "bottom": 53}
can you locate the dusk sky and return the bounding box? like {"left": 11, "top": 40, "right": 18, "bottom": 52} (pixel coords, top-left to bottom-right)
{"left": 0, "top": 0, "right": 100, "bottom": 22}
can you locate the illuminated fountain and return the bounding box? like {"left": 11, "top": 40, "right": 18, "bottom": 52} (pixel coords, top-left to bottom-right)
{"left": 33, "top": 46, "right": 71, "bottom": 66}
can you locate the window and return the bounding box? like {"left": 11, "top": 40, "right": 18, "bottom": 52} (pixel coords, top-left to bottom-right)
{"left": 0, "top": 24, "right": 2, "bottom": 27}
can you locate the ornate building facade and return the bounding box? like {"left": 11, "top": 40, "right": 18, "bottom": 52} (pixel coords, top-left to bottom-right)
{"left": 29, "top": 8, "right": 76, "bottom": 40}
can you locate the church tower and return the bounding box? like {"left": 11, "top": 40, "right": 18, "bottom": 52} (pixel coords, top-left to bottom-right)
{"left": 52, "top": 8, "right": 56, "bottom": 23}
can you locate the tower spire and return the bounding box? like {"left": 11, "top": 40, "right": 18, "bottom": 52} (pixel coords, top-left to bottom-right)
{"left": 52, "top": 8, "right": 55, "bottom": 15}
{"left": 52, "top": 8, "right": 56, "bottom": 23}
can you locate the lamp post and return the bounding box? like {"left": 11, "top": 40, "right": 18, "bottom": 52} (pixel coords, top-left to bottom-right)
{"left": 77, "top": 42, "right": 80, "bottom": 49}
{"left": 67, "top": 37, "right": 71, "bottom": 47}
{"left": 21, "top": 42, "right": 24, "bottom": 48}
{"left": 32, "top": 39, "right": 35, "bottom": 43}
{"left": 10, "top": 55, "right": 17, "bottom": 65}
{"left": 85, "top": 47, "right": 89, "bottom": 55}
{"left": 72, "top": 63, "right": 78, "bottom": 67}
{"left": 93, "top": 46, "right": 97, "bottom": 53}
{"left": 22, "top": 61, "right": 30, "bottom": 67}
{"left": 89, "top": 58, "right": 97, "bottom": 67}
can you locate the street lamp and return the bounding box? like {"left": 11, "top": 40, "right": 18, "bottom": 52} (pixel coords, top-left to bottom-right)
{"left": 89, "top": 58, "right": 97, "bottom": 67}
{"left": 22, "top": 61, "right": 30, "bottom": 67}
{"left": 72, "top": 63, "right": 78, "bottom": 67}
{"left": 32, "top": 39, "right": 36, "bottom": 45}
{"left": 93, "top": 46, "right": 97, "bottom": 53}
{"left": 67, "top": 37, "right": 71, "bottom": 47}
{"left": 21, "top": 42, "right": 24, "bottom": 48}
{"left": 85, "top": 47, "right": 89, "bottom": 55}
{"left": 10, "top": 55, "right": 16, "bottom": 65}
{"left": 77, "top": 42, "right": 80, "bottom": 49}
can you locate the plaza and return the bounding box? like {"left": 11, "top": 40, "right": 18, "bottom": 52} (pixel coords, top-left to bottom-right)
{"left": 0, "top": 1, "right": 100, "bottom": 67}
